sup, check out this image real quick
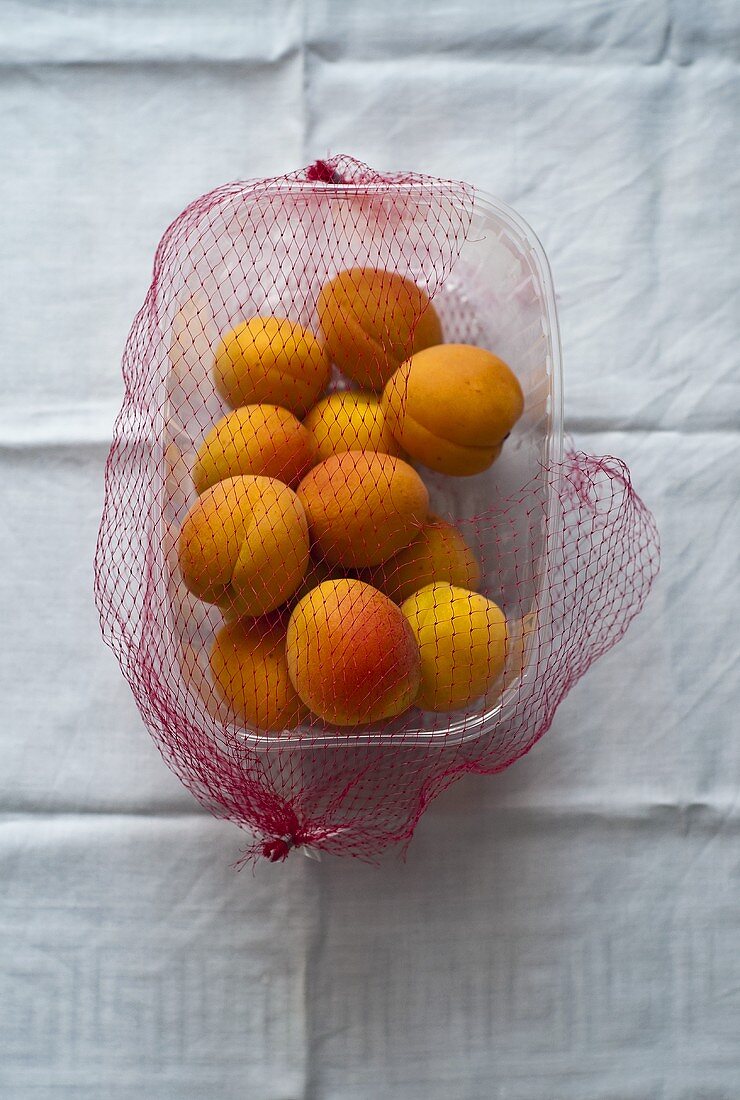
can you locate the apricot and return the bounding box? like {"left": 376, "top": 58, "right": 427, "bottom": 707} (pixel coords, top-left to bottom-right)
{"left": 401, "top": 582, "right": 508, "bottom": 712}
{"left": 316, "top": 267, "right": 442, "bottom": 391}
{"left": 210, "top": 617, "right": 307, "bottom": 731}
{"left": 192, "top": 405, "right": 315, "bottom": 494}
{"left": 297, "top": 451, "right": 428, "bottom": 568}
{"left": 286, "top": 579, "right": 421, "bottom": 726}
{"left": 370, "top": 516, "right": 481, "bottom": 604}
{"left": 382, "top": 344, "right": 524, "bottom": 476}
{"left": 177, "top": 475, "right": 309, "bottom": 617}
{"left": 302, "top": 391, "right": 402, "bottom": 461}
{"left": 214, "top": 316, "right": 331, "bottom": 416}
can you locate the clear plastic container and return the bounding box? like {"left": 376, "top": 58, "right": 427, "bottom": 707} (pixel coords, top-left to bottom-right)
{"left": 160, "top": 183, "right": 563, "bottom": 751}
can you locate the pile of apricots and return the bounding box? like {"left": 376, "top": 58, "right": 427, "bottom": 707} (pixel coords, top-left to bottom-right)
{"left": 177, "top": 267, "right": 524, "bottom": 731}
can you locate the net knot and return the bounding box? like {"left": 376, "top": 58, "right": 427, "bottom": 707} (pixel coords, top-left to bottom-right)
{"left": 261, "top": 836, "right": 295, "bottom": 862}
{"left": 306, "top": 159, "right": 346, "bottom": 185}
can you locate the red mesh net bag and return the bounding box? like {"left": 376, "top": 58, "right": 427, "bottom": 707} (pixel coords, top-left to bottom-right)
{"left": 95, "top": 156, "right": 659, "bottom": 864}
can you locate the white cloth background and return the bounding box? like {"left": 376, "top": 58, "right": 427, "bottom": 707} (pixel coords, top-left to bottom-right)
{"left": 1, "top": 2, "right": 738, "bottom": 1097}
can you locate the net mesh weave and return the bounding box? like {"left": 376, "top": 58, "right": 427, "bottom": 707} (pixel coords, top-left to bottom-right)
{"left": 95, "top": 156, "right": 659, "bottom": 863}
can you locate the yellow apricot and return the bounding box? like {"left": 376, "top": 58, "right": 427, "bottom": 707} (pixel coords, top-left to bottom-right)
{"left": 286, "top": 579, "right": 421, "bottom": 726}
{"left": 297, "top": 451, "right": 429, "bottom": 568}
{"left": 370, "top": 516, "right": 481, "bottom": 604}
{"left": 192, "top": 405, "right": 315, "bottom": 494}
{"left": 177, "top": 475, "right": 309, "bottom": 617}
{"left": 383, "top": 345, "right": 523, "bottom": 476}
{"left": 214, "top": 316, "right": 331, "bottom": 416}
{"left": 317, "top": 267, "right": 442, "bottom": 391}
{"left": 302, "top": 391, "right": 402, "bottom": 461}
{"left": 210, "top": 617, "right": 307, "bottom": 731}
{"left": 401, "top": 582, "right": 508, "bottom": 712}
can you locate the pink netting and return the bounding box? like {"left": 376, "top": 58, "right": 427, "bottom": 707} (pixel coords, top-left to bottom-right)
{"left": 95, "top": 156, "right": 659, "bottom": 864}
